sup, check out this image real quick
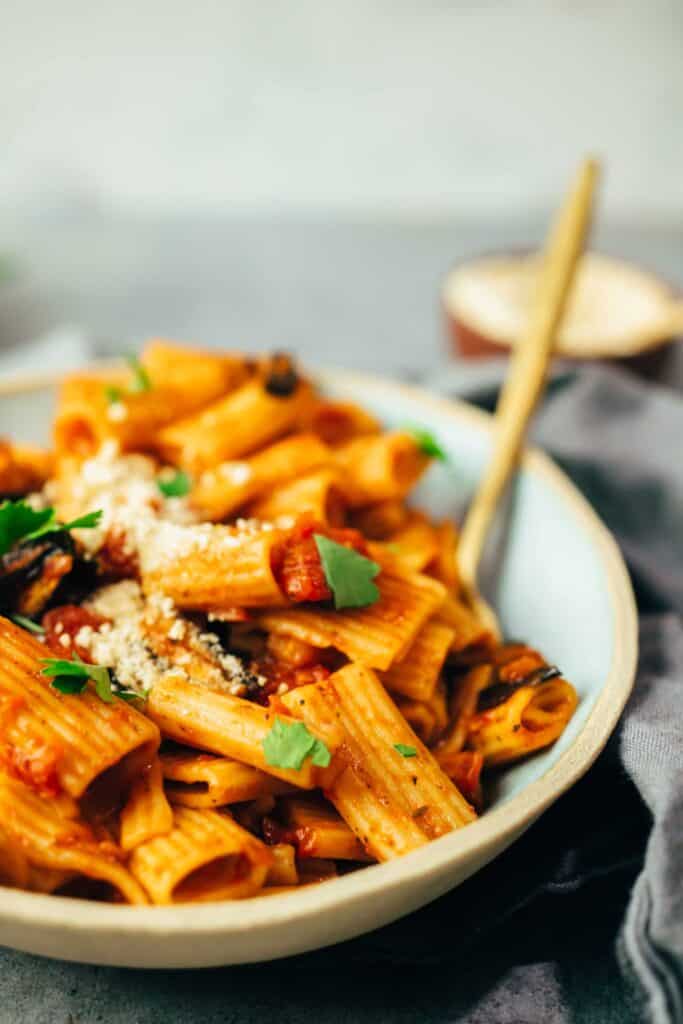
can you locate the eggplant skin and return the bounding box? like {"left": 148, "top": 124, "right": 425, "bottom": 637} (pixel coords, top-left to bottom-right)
{"left": 0, "top": 533, "right": 91, "bottom": 618}
{"left": 476, "top": 666, "right": 562, "bottom": 712}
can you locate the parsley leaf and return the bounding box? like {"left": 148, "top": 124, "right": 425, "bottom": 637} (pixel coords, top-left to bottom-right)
{"left": 126, "top": 355, "right": 152, "bottom": 393}
{"left": 116, "top": 688, "right": 146, "bottom": 704}
{"left": 314, "top": 534, "right": 380, "bottom": 610}
{"left": 51, "top": 676, "right": 88, "bottom": 695}
{"left": 394, "top": 743, "right": 417, "bottom": 758}
{"left": 404, "top": 425, "right": 448, "bottom": 462}
{"left": 0, "top": 502, "right": 54, "bottom": 555}
{"left": 8, "top": 613, "right": 45, "bottom": 635}
{"left": 40, "top": 658, "right": 115, "bottom": 703}
{"left": 25, "top": 509, "right": 103, "bottom": 542}
{"left": 0, "top": 500, "right": 102, "bottom": 555}
{"left": 103, "top": 355, "right": 152, "bottom": 403}
{"left": 157, "top": 470, "right": 192, "bottom": 498}
{"left": 262, "top": 717, "right": 331, "bottom": 771}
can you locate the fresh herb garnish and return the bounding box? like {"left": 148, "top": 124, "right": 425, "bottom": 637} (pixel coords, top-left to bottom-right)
{"left": 25, "top": 509, "right": 103, "bottom": 542}
{"left": 9, "top": 614, "right": 45, "bottom": 635}
{"left": 157, "top": 470, "right": 192, "bottom": 498}
{"left": 41, "top": 657, "right": 115, "bottom": 703}
{"left": 49, "top": 675, "right": 88, "bottom": 696}
{"left": 116, "top": 688, "right": 147, "bottom": 704}
{"left": 126, "top": 355, "right": 152, "bottom": 393}
{"left": 103, "top": 354, "right": 152, "bottom": 404}
{"left": 404, "top": 425, "right": 448, "bottom": 462}
{"left": 0, "top": 502, "right": 53, "bottom": 555}
{"left": 0, "top": 502, "right": 100, "bottom": 554}
{"left": 394, "top": 743, "right": 417, "bottom": 758}
{"left": 0, "top": 500, "right": 102, "bottom": 556}
{"left": 313, "top": 534, "right": 380, "bottom": 610}
{"left": 262, "top": 717, "right": 331, "bottom": 771}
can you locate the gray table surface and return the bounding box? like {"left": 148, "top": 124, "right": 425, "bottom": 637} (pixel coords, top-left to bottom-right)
{"left": 0, "top": 211, "right": 680, "bottom": 1023}
{"left": 2, "top": 211, "right": 682, "bottom": 381}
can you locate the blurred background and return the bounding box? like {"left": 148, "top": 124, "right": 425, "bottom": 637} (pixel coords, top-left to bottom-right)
{"left": 1, "top": 0, "right": 681, "bottom": 375}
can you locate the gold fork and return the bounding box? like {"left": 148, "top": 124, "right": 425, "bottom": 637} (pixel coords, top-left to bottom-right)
{"left": 456, "top": 157, "right": 601, "bottom": 640}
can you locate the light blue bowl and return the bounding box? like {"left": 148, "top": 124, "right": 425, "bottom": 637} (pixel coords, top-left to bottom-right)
{"left": 0, "top": 366, "right": 637, "bottom": 968}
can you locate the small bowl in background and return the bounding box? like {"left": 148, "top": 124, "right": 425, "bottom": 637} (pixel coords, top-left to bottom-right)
{"left": 443, "top": 251, "right": 683, "bottom": 381}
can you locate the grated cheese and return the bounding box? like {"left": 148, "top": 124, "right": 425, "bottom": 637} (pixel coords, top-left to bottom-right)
{"left": 81, "top": 580, "right": 265, "bottom": 699}
{"left": 81, "top": 581, "right": 173, "bottom": 696}
{"left": 63, "top": 443, "right": 196, "bottom": 559}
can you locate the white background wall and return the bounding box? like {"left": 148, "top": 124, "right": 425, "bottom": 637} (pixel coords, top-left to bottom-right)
{"left": 1, "top": 0, "right": 682, "bottom": 223}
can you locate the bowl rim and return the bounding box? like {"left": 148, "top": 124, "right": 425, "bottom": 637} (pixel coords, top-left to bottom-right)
{"left": 0, "top": 365, "right": 638, "bottom": 942}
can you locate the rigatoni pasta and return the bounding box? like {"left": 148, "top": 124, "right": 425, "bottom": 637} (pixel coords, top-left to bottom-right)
{"left": 156, "top": 376, "right": 315, "bottom": 473}
{"left": 0, "top": 343, "right": 578, "bottom": 905}
{"left": 128, "top": 806, "right": 272, "bottom": 903}
{"left": 191, "top": 433, "right": 331, "bottom": 521}
{"left": 160, "top": 749, "right": 294, "bottom": 807}
{"left": 119, "top": 758, "right": 174, "bottom": 850}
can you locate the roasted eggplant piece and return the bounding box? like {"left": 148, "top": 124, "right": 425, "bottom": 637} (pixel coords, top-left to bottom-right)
{"left": 0, "top": 532, "right": 97, "bottom": 618}
{"left": 476, "top": 664, "right": 562, "bottom": 712}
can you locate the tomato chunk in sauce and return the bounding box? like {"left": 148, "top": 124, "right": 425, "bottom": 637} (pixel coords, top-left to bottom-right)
{"left": 42, "top": 605, "right": 107, "bottom": 661}
{"left": 272, "top": 515, "right": 368, "bottom": 604}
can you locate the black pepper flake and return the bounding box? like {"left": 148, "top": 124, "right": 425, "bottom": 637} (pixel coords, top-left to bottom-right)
{"left": 263, "top": 352, "right": 299, "bottom": 397}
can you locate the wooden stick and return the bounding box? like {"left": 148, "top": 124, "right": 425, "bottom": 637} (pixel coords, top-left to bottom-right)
{"left": 458, "top": 158, "right": 600, "bottom": 634}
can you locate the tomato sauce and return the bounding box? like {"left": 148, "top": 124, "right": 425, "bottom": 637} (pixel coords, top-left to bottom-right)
{"left": 261, "top": 816, "right": 318, "bottom": 858}
{"left": 42, "top": 605, "right": 108, "bottom": 661}
{"left": 271, "top": 515, "right": 368, "bottom": 604}
{"left": 3, "top": 736, "right": 63, "bottom": 798}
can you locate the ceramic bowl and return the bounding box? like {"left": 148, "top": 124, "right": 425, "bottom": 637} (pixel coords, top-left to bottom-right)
{"left": 0, "top": 367, "right": 637, "bottom": 967}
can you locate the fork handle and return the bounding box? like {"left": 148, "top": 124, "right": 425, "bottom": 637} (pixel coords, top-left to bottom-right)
{"left": 457, "top": 158, "right": 600, "bottom": 591}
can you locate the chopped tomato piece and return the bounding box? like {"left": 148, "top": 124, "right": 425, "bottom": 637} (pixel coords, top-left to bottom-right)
{"left": 250, "top": 657, "right": 331, "bottom": 705}
{"left": 42, "top": 605, "right": 107, "bottom": 661}
{"left": 272, "top": 514, "right": 367, "bottom": 604}
{"left": 261, "top": 816, "right": 317, "bottom": 858}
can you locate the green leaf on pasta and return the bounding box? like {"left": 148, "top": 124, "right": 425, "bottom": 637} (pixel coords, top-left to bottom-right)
{"left": 314, "top": 534, "right": 380, "bottom": 610}
{"left": 0, "top": 500, "right": 102, "bottom": 555}
{"left": 40, "top": 657, "right": 115, "bottom": 704}
{"left": 157, "top": 470, "right": 192, "bottom": 498}
{"left": 404, "top": 425, "right": 448, "bottom": 462}
{"left": 394, "top": 743, "right": 417, "bottom": 758}
{"left": 262, "top": 718, "right": 331, "bottom": 771}
{"left": 125, "top": 355, "right": 152, "bottom": 393}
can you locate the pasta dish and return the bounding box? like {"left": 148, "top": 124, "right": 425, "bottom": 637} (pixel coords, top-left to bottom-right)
{"left": 0, "top": 343, "right": 578, "bottom": 904}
